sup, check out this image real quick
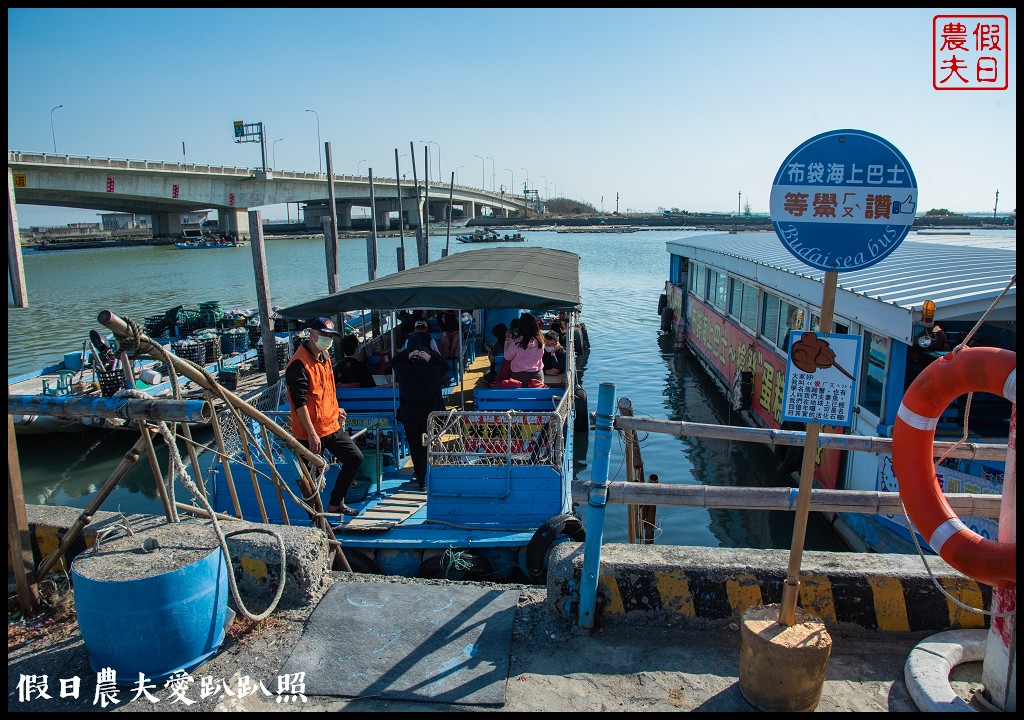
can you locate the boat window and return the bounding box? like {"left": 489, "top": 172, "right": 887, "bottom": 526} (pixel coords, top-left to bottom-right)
{"left": 690, "top": 263, "right": 705, "bottom": 299}
{"left": 810, "top": 313, "right": 849, "bottom": 335}
{"left": 761, "top": 293, "right": 781, "bottom": 347}
{"left": 858, "top": 331, "right": 889, "bottom": 418}
{"left": 729, "top": 278, "right": 758, "bottom": 330}
{"left": 709, "top": 270, "right": 728, "bottom": 310}
{"left": 778, "top": 299, "right": 802, "bottom": 354}
{"left": 761, "top": 293, "right": 805, "bottom": 352}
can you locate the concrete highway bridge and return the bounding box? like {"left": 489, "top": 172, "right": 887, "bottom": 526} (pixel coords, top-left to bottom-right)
{"left": 7, "top": 151, "right": 529, "bottom": 239}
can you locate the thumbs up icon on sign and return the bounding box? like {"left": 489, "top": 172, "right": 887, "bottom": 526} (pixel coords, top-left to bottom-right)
{"left": 892, "top": 195, "right": 916, "bottom": 215}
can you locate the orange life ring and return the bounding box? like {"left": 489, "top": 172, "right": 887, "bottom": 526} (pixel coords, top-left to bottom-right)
{"left": 892, "top": 346, "right": 1016, "bottom": 588}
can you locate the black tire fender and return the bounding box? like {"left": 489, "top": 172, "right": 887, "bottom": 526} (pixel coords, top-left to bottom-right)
{"left": 772, "top": 421, "right": 804, "bottom": 475}
{"left": 573, "top": 386, "right": 589, "bottom": 434}
{"left": 341, "top": 549, "right": 381, "bottom": 574}
{"left": 525, "top": 514, "right": 586, "bottom": 584}
{"left": 660, "top": 306, "right": 673, "bottom": 332}
{"left": 657, "top": 293, "right": 668, "bottom": 316}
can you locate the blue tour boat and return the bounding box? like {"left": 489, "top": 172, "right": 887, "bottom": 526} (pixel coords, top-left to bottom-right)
{"left": 206, "top": 247, "right": 587, "bottom": 582}
{"left": 660, "top": 229, "right": 1015, "bottom": 555}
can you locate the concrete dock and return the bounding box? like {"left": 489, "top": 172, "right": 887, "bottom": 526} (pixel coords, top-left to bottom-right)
{"left": 8, "top": 505, "right": 991, "bottom": 712}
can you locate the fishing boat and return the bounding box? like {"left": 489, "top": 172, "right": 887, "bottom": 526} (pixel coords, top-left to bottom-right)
{"left": 205, "top": 247, "right": 588, "bottom": 582}
{"left": 175, "top": 224, "right": 241, "bottom": 249}
{"left": 660, "top": 229, "right": 1015, "bottom": 554}
{"left": 8, "top": 303, "right": 284, "bottom": 435}
{"left": 175, "top": 239, "right": 242, "bottom": 249}
{"left": 456, "top": 227, "right": 524, "bottom": 243}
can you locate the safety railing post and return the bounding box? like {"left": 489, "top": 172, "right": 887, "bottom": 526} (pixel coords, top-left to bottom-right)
{"left": 579, "top": 382, "right": 616, "bottom": 629}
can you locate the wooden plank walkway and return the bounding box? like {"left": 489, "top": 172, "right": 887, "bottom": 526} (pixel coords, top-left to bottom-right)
{"left": 338, "top": 482, "right": 427, "bottom": 531}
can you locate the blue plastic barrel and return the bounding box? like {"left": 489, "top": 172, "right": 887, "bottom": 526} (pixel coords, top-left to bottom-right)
{"left": 72, "top": 547, "right": 229, "bottom": 683}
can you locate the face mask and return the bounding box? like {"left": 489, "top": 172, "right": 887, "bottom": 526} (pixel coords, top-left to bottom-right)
{"left": 313, "top": 334, "right": 333, "bottom": 353}
{"left": 544, "top": 345, "right": 555, "bottom": 353}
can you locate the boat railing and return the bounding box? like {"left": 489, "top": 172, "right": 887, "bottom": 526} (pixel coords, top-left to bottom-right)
{"left": 426, "top": 390, "right": 571, "bottom": 469}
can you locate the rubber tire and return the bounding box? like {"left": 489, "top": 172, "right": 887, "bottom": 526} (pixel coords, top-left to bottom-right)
{"left": 772, "top": 421, "right": 804, "bottom": 475}
{"left": 657, "top": 292, "right": 668, "bottom": 316}
{"left": 525, "top": 514, "right": 586, "bottom": 585}
{"left": 660, "top": 306, "right": 673, "bottom": 332}
{"left": 341, "top": 549, "right": 381, "bottom": 574}
{"left": 573, "top": 386, "right": 589, "bottom": 434}
{"left": 416, "top": 551, "right": 493, "bottom": 581}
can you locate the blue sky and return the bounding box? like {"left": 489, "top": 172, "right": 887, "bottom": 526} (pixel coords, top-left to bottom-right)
{"left": 7, "top": 8, "right": 1016, "bottom": 226}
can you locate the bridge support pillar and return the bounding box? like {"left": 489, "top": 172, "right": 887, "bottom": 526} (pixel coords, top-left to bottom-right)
{"left": 151, "top": 211, "right": 185, "bottom": 239}
{"left": 426, "top": 200, "right": 447, "bottom": 224}
{"left": 402, "top": 198, "right": 421, "bottom": 229}
{"left": 337, "top": 203, "right": 352, "bottom": 229}
{"left": 502, "top": 207, "right": 509, "bottom": 218}
{"left": 218, "top": 209, "right": 250, "bottom": 240}
{"left": 377, "top": 208, "right": 390, "bottom": 231}
{"left": 464, "top": 201, "right": 476, "bottom": 221}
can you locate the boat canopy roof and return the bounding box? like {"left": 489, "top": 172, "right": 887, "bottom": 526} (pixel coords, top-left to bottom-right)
{"left": 278, "top": 247, "right": 582, "bottom": 318}
{"left": 666, "top": 231, "right": 1015, "bottom": 341}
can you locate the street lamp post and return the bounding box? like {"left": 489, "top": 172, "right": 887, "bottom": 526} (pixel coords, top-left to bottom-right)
{"left": 486, "top": 157, "right": 495, "bottom": 192}
{"left": 473, "top": 154, "right": 485, "bottom": 189}
{"left": 520, "top": 168, "right": 529, "bottom": 193}
{"left": 50, "top": 104, "right": 64, "bottom": 154}
{"left": 304, "top": 109, "right": 321, "bottom": 174}
{"left": 272, "top": 138, "right": 283, "bottom": 170}
{"left": 455, "top": 165, "right": 464, "bottom": 185}
{"left": 551, "top": 181, "right": 557, "bottom": 199}
{"left": 419, "top": 140, "right": 440, "bottom": 183}
{"left": 358, "top": 159, "right": 368, "bottom": 175}
{"left": 540, "top": 175, "right": 548, "bottom": 199}
{"left": 505, "top": 169, "right": 514, "bottom": 198}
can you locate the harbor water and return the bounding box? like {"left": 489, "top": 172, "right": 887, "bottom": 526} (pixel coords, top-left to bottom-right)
{"left": 9, "top": 229, "right": 847, "bottom": 552}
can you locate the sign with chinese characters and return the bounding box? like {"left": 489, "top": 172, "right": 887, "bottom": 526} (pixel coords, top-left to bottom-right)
{"left": 781, "top": 331, "right": 861, "bottom": 427}
{"left": 769, "top": 129, "right": 917, "bottom": 272}
{"left": 933, "top": 15, "right": 1008, "bottom": 91}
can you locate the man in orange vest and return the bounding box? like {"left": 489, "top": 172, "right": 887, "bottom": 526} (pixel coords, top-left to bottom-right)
{"left": 286, "top": 317, "right": 363, "bottom": 518}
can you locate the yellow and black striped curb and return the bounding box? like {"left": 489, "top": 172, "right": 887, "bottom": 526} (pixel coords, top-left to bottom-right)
{"left": 548, "top": 544, "right": 988, "bottom": 633}
{"left": 11, "top": 505, "right": 331, "bottom": 609}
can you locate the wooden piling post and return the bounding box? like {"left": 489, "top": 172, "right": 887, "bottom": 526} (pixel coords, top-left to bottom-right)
{"left": 8, "top": 415, "right": 41, "bottom": 615}
{"left": 249, "top": 209, "right": 280, "bottom": 384}
{"left": 367, "top": 169, "right": 379, "bottom": 281}
{"left": 324, "top": 143, "right": 339, "bottom": 294}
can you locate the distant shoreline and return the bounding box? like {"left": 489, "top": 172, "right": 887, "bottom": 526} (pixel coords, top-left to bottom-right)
{"left": 20, "top": 215, "right": 1013, "bottom": 251}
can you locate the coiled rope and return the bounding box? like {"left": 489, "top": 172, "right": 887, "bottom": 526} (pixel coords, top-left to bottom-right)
{"left": 115, "top": 316, "right": 286, "bottom": 621}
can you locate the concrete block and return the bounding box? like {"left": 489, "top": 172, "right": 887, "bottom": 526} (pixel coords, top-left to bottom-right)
{"left": 547, "top": 543, "right": 989, "bottom": 633}
{"left": 14, "top": 505, "right": 332, "bottom": 611}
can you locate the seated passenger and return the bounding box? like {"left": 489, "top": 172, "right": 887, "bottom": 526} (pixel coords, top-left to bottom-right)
{"left": 437, "top": 312, "right": 463, "bottom": 382}
{"left": 333, "top": 333, "right": 376, "bottom": 388}
{"left": 503, "top": 313, "right": 545, "bottom": 385}
{"left": 542, "top": 331, "right": 567, "bottom": 376}
{"left": 403, "top": 319, "right": 439, "bottom": 353}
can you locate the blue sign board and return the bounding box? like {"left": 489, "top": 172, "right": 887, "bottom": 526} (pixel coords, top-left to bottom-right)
{"left": 780, "top": 331, "right": 862, "bottom": 427}
{"left": 770, "top": 129, "right": 917, "bottom": 272}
